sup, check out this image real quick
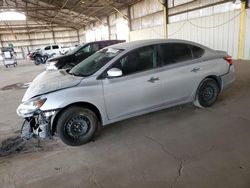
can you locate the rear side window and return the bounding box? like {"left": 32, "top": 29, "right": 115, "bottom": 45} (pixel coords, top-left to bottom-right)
{"left": 158, "top": 43, "right": 193, "bottom": 66}
{"left": 52, "top": 45, "right": 59, "bottom": 49}
{"left": 190, "top": 45, "right": 204, "bottom": 58}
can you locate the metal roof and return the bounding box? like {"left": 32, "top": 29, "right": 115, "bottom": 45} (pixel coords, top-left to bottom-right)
{"left": 0, "top": 0, "right": 140, "bottom": 31}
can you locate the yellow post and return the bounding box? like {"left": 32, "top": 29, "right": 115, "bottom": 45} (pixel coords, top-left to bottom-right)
{"left": 238, "top": 1, "right": 246, "bottom": 59}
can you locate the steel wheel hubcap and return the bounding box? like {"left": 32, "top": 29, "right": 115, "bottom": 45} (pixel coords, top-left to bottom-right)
{"left": 202, "top": 86, "right": 214, "bottom": 101}
{"left": 66, "top": 115, "right": 90, "bottom": 139}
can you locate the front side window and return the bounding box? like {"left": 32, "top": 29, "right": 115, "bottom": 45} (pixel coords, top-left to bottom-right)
{"left": 81, "top": 45, "right": 91, "bottom": 53}
{"left": 69, "top": 48, "right": 123, "bottom": 77}
{"left": 67, "top": 45, "right": 83, "bottom": 55}
{"left": 112, "top": 46, "right": 156, "bottom": 76}
{"left": 44, "top": 46, "right": 51, "bottom": 50}
{"left": 91, "top": 43, "right": 99, "bottom": 52}
{"left": 158, "top": 43, "right": 193, "bottom": 66}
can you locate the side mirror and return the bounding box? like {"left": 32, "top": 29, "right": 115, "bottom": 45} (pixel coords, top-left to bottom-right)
{"left": 107, "top": 68, "right": 123, "bottom": 78}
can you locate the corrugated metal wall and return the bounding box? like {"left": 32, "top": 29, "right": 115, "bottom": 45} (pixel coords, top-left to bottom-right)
{"left": 129, "top": 0, "right": 249, "bottom": 59}
{"left": 168, "top": 10, "right": 241, "bottom": 58}
{"left": 81, "top": 8, "right": 129, "bottom": 43}
{"left": 130, "top": 25, "right": 164, "bottom": 40}
{"left": 243, "top": 9, "right": 250, "bottom": 59}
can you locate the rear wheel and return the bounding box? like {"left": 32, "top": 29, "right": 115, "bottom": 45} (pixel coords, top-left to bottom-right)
{"left": 194, "top": 78, "right": 219, "bottom": 108}
{"left": 56, "top": 107, "right": 98, "bottom": 146}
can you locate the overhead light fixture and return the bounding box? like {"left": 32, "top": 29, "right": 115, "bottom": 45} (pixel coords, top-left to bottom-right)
{"left": 0, "top": 11, "right": 26, "bottom": 21}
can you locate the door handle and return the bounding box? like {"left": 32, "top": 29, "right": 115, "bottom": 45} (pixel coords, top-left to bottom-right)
{"left": 147, "top": 77, "right": 160, "bottom": 83}
{"left": 191, "top": 67, "right": 201, "bottom": 73}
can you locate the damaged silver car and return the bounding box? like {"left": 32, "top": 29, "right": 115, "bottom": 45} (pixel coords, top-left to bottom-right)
{"left": 17, "top": 39, "right": 235, "bottom": 146}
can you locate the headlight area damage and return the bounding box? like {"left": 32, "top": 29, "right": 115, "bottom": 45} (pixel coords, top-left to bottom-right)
{"left": 17, "top": 97, "right": 55, "bottom": 140}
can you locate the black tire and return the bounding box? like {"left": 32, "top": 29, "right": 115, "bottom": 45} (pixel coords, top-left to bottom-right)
{"left": 194, "top": 78, "right": 219, "bottom": 107}
{"left": 56, "top": 107, "right": 98, "bottom": 146}
{"left": 34, "top": 57, "right": 42, "bottom": 65}
{"left": 5, "top": 65, "right": 9, "bottom": 68}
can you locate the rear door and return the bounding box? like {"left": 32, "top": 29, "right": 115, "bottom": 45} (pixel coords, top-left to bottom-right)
{"left": 156, "top": 43, "right": 204, "bottom": 103}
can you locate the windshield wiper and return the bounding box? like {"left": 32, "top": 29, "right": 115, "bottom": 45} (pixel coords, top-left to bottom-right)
{"left": 68, "top": 71, "right": 86, "bottom": 77}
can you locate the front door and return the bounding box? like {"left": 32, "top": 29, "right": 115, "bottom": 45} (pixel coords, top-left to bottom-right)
{"left": 102, "top": 45, "right": 167, "bottom": 120}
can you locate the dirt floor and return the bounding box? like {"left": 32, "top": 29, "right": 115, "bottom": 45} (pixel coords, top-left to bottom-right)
{"left": 0, "top": 60, "right": 250, "bottom": 188}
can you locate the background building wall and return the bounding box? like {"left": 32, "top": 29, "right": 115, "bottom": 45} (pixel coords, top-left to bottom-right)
{"left": 1, "top": 0, "right": 249, "bottom": 63}
{"left": 0, "top": 27, "right": 79, "bottom": 63}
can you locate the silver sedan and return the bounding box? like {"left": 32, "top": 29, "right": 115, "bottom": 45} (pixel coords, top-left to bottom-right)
{"left": 17, "top": 39, "right": 235, "bottom": 146}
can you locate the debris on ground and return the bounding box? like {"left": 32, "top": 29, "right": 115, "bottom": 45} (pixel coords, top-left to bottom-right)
{"left": 1, "top": 82, "right": 30, "bottom": 91}
{"left": 0, "top": 136, "right": 26, "bottom": 157}
{"left": 0, "top": 136, "right": 63, "bottom": 157}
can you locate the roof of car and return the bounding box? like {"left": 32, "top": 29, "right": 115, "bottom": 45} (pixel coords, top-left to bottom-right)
{"left": 86, "top": 40, "right": 125, "bottom": 44}
{"left": 110, "top": 39, "right": 210, "bottom": 50}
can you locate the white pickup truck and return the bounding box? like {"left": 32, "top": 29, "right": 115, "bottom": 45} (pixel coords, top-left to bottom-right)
{"left": 42, "top": 44, "right": 69, "bottom": 56}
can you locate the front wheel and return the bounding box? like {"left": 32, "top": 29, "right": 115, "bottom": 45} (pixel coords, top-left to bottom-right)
{"left": 194, "top": 78, "right": 219, "bottom": 108}
{"left": 56, "top": 107, "right": 98, "bottom": 146}
{"left": 34, "top": 57, "right": 42, "bottom": 65}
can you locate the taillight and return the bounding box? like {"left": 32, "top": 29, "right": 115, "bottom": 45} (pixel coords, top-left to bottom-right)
{"left": 223, "top": 55, "right": 233, "bottom": 65}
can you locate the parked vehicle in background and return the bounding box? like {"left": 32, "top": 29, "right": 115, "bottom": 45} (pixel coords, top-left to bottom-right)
{"left": 42, "top": 44, "right": 69, "bottom": 56}
{"left": 45, "top": 40, "right": 125, "bottom": 70}
{"left": 27, "top": 44, "right": 69, "bottom": 65}
{"left": 27, "top": 49, "right": 53, "bottom": 65}
{"left": 17, "top": 39, "right": 235, "bottom": 146}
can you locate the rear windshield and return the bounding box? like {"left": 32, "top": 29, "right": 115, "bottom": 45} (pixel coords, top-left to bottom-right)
{"left": 66, "top": 45, "right": 83, "bottom": 55}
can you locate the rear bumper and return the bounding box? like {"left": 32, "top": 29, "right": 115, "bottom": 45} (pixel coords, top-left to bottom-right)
{"left": 221, "top": 65, "right": 235, "bottom": 90}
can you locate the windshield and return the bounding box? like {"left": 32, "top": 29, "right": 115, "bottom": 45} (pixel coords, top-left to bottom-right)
{"left": 66, "top": 45, "right": 83, "bottom": 55}
{"left": 69, "top": 48, "right": 123, "bottom": 77}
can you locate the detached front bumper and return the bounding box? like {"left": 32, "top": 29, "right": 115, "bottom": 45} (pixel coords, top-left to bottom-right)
{"left": 19, "top": 109, "right": 57, "bottom": 140}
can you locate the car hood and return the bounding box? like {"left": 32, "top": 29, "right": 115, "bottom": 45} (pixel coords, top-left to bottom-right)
{"left": 48, "top": 54, "right": 72, "bottom": 62}
{"left": 22, "top": 70, "right": 82, "bottom": 102}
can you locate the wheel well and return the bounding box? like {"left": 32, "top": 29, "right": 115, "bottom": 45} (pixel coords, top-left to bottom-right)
{"left": 206, "top": 75, "right": 222, "bottom": 91}
{"left": 51, "top": 102, "right": 102, "bottom": 135}
{"left": 195, "top": 75, "right": 222, "bottom": 101}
